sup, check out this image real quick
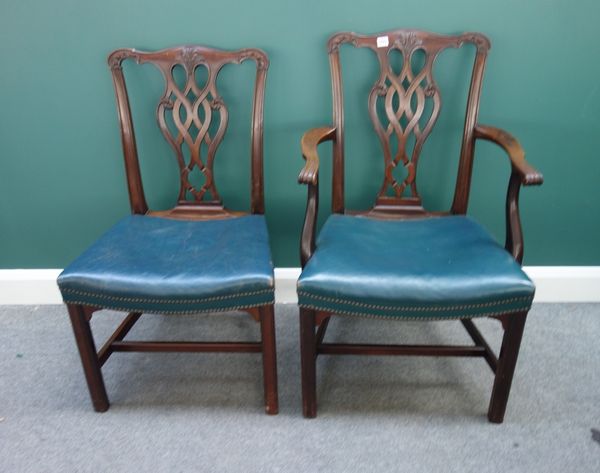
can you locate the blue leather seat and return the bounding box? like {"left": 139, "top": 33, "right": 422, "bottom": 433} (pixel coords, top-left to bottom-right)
{"left": 58, "top": 215, "right": 274, "bottom": 314}
{"left": 298, "top": 215, "right": 534, "bottom": 320}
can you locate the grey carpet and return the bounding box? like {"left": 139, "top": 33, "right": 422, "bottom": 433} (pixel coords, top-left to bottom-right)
{"left": 0, "top": 303, "right": 599, "bottom": 472}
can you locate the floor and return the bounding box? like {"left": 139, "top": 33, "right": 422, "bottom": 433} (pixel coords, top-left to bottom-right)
{"left": 0, "top": 303, "right": 599, "bottom": 472}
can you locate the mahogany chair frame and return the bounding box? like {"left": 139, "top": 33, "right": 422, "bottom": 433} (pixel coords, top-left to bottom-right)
{"left": 298, "top": 30, "right": 543, "bottom": 422}
{"left": 66, "top": 45, "right": 278, "bottom": 414}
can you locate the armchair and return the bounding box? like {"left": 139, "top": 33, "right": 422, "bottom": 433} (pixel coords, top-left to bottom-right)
{"left": 297, "top": 30, "right": 542, "bottom": 422}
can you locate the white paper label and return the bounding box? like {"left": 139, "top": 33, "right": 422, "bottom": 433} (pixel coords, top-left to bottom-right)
{"left": 376, "top": 36, "right": 389, "bottom": 48}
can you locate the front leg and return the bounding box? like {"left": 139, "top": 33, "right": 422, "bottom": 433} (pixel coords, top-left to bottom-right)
{"left": 488, "top": 312, "right": 528, "bottom": 423}
{"left": 259, "top": 304, "right": 279, "bottom": 415}
{"left": 67, "top": 304, "right": 109, "bottom": 412}
{"left": 299, "top": 308, "right": 318, "bottom": 418}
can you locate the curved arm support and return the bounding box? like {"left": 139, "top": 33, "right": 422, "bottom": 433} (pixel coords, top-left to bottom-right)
{"left": 474, "top": 124, "right": 543, "bottom": 264}
{"left": 505, "top": 172, "right": 525, "bottom": 263}
{"left": 299, "top": 127, "right": 336, "bottom": 267}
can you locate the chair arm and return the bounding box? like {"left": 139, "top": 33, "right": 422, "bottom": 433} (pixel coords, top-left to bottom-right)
{"left": 299, "top": 127, "right": 336, "bottom": 267}
{"left": 474, "top": 124, "right": 543, "bottom": 264}
{"left": 474, "top": 125, "right": 543, "bottom": 186}
{"left": 298, "top": 127, "right": 336, "bottom": 185}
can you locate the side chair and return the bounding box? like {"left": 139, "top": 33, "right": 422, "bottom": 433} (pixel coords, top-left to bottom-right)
{"left": 297, "top": 30, "right": 543, "bottom": 423}
{"left": 57, "top": 45, "right": 278, "bottom": 414}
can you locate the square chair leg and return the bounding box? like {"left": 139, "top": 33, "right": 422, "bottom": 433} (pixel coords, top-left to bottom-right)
{"left": 299, "top": 308, "right": 317, "bottom": 418}
{"left": 488, "top": 312, "right": 528, "bottom": 423}
{"left": 260, "top": 304, "right": 279, "bottom": 415}
{"left": 67, "top": 304, "right": 109, "bottom": 412}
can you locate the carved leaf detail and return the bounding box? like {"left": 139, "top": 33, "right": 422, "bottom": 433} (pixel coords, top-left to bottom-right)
{"left": 238, "top": 49, "right": 269, "bottom": 70}
{"left": 328, "top": 33, "right": 358, "bottom": 53}
{"left": 181, "top": 46, "right": 204, "bottom": 71}
{"left": 108, "top": 50, "right": 131, "bottom": 70}
{"left": 393, "top": 31, "right": 422, "bottom": 51}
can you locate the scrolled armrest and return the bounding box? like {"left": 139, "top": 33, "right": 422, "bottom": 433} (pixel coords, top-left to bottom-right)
{"left": 298, "top": 127, "right": 336, "bottom": 185}
{"left": 474, "top": 124, "right": 543, "bottom": 264}
{"left": 298, "top": 126, "right": 336, "bottom": 267}
{"left": 474, "top": 124, "right": 543, "bottom": 186}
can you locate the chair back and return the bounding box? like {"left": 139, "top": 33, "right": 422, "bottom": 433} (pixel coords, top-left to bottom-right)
{"left": 327, "top": 30, "right": 490, "bottom": 215}
{"left": 108, "top": 45, "right": 269, "bottom": 216}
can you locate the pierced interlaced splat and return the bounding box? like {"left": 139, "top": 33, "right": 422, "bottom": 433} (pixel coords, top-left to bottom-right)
{"left": 108, "top": 45, "right": 268, "bottom": 209}
{"left": 328, "top": 30, "right": 490, "bottom": 212}
{"left": 369, "top": 36, "right": 441, "bottom": 203}
{"left": 157, "top": 58, "right": 226, "bottom": 203}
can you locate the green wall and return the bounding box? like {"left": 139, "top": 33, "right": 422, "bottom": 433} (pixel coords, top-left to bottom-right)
{"left": 1, "top": 0, "right": 599, "bottom": 268}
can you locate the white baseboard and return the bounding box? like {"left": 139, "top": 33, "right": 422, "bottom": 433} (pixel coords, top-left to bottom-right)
{"left": 0, "top": 267, "right": 598, "bottom": 305}
{"left": 274, "top": 268, "right": 302, "bottom": 304}
{"left": 521, "top": 266, "right": 600, "bottom": 303}
{"left": 0, "top": 269, "right": 63, "bottom": 305}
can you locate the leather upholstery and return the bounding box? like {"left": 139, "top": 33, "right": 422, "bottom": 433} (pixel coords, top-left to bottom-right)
{"left": 297, "top": 215, "right": 534, "bottom": 320}
{"left": 58, "top": 215, "right": 274, "bottom": 314}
